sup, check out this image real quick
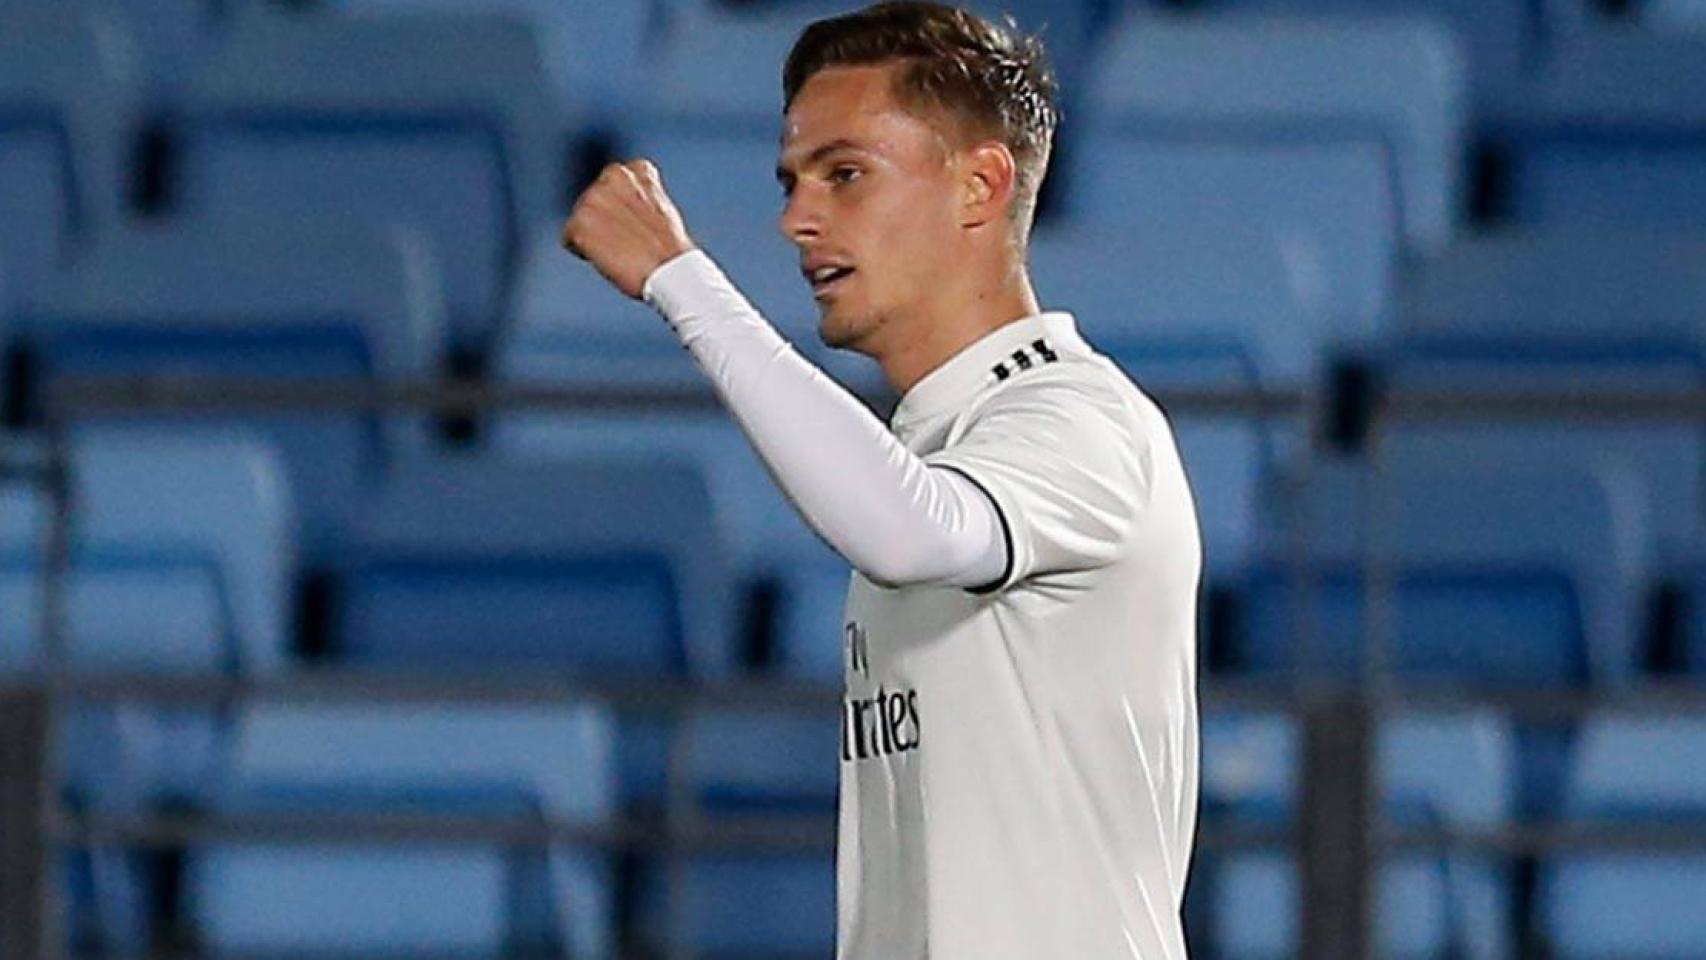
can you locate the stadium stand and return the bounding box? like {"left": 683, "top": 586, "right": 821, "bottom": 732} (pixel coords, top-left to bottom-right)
{"left": 189, "top": 701, "right": 617, "bottom": 958}
{"left": 1391, "top": 231, "right": 1706, "bottom": 560}
{"left": 1491, "top": 30, "right": 1706, "bottom": 227}
{"left": 0, "top": 4, "right": 138, "bottom": 302}
{"left": 1235, "top": 454, "right": 1650, "bottom": 686}
{"left": 326, "top": 0, "right": 653, "bottom": 127}
{"left": 163, "top": 9, "right": 559, "bottom": 354}
{"left": 1204, "top": 710, "right": 1515, "bottom": 959}
{"left": 638, "top": 707, "right": 839, "bottom": 955}
{"left": 1539, "top": 716, "right": 1706, "bottom": 958}
{"left": 334, "top": 454, "right": 739, "bottom": 801}
{"left": 1073, "top": 12, "right": 1467, "bottom": 342}
{"left": 0, "top": 432, "right": 292, "bottom": 951}
{"left": 13, "top": 219, "right": 444, "bottom": 563}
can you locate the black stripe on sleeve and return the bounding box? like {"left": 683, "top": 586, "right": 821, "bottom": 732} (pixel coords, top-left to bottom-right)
{"left": 935, "top": 464, "right": 1014, "bottom": 596}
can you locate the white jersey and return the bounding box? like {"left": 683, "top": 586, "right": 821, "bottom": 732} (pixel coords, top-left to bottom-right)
{"left": 834, "top": 311, "right": 1202, "bottom": 960}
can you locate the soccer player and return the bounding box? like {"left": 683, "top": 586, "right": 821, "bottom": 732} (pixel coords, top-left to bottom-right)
{"left": 562, "top": 2, "right": 1201, "bottom": 956}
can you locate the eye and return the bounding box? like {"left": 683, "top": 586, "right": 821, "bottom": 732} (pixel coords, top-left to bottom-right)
{"left": 830, "top": 165, "right": 862, "bottom": 185}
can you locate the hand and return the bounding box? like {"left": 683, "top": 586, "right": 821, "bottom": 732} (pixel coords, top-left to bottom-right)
{"left": 561, "top": 159, "right": 696, "bottom": 300}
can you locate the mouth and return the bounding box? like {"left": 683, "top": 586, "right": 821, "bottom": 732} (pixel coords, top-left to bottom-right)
{"left": 806, "top": 264, "right": 856, "bottom": 298}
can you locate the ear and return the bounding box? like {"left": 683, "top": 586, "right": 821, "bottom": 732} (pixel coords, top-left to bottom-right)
{"left": 959, "top": 140, "right": 1017, "bottom": 230}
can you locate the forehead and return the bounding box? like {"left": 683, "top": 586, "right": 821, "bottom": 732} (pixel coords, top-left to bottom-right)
{"left": 779, "top": 63, "right": 945, "bottom": 165}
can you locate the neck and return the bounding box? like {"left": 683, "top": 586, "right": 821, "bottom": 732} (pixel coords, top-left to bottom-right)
{"left": 868, "top": 263, "right": 1042, "bottom": 396}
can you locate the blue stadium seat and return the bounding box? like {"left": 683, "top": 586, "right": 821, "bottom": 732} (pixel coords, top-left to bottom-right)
{"left": 1203, "top": 711, "right": 1514, "bottom": 959}
{"left": 1539, "top": 716, "right": 1706, "bottom": 958}
{"left": 18, "top": 219, "right": 446, "bottom": 561}
{"left": 326, "top": 0, "right": 646, "bottom": 124}
{"left": 337, "top": 454, "right": 739, "bottom": 800}
{"left": 0, "top": 432, "right": 292, "bottom": 953}
{"left": 1192, "top": 0, "right": 1591, "bottom": 101}
{"left": 1076, "top": 13, "right": 1467, "bottom": 342}
{"left": 1236, "top": 454, "right": 1650, "bottom": 687}
{"left": 1392, "top": 231, "right": 1706, "bottom": 560}
{"left": 166, "top": 10, "right": 557, "bottom": 352}
{"left": 1028, "top": 223, "right": 1321, "bottom": 579}
{"left": 0, "top": 4, "right": 138, "bottom": 301}
{"left": 638, "top": 707, "right": 839, "bottom": 956}
{"left": 1493, "top": 32, "right": 1706, "bottom": 228}
{"left": 1646, "top": 0, "right": 1706, "bottom": 26}
{"left": 189, "top": 701, "right": 617, "bottom": 959}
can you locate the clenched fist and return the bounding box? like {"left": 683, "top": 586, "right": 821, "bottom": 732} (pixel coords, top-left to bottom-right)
{"left": 561, "top": 159, "right": 696, "bottom": 299}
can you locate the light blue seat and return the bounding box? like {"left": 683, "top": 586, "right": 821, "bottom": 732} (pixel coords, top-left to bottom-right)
{"left": 338, "top": 454, "right": 739, "bottom": 801}
{"left": 1495, "top": 32, "right": 1706, "bottom": 228}
{"left": 167, "top": 10, "right": 557, "bottom": 353}
{"left": 1075, "top": 13, "right": 1466, "bottom": 342}
{"left": 189, "top": 701, "right": 617, "bottom": 959}
{"left": 326, "top": 0, "right": 643, "bottom": 125}
{"left": 19, "top": 219, "right": 446, "bottom": 561}
{"left": 1028, "top": 223, "right": 1320, "bottom": 578}
{"left": 1238, "top": 453, "right": 1649, "bottom": 687}
{"left": 1392, "top": 231, "right": 1706, "bottom": 560}
{"left": 0, "top": 432, "right": 292, "bottom": 953}
{"left": 0, "top": 4, "right": 138, "bottom": 301}
{"left": 1647, "top": 0, "right": 1706, "bottom": 26}
{"left": 640, "top": 707, "right": 839, "bottom": 956}
{"left": 1539, "top": 716, "right": 1706, "bottom": 958}
{"left": 1203, "top": 710, "right": 1515, "bottom": 959}
{"left": 1195, "top": 0, "right": 1591, "bottom": 100}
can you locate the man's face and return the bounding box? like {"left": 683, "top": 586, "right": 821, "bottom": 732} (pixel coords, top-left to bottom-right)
{"left": 777, "top": 63, "right": 965, "bottom": 352}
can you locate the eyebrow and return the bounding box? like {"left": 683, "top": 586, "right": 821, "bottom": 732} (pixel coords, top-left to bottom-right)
{"left": 775, "top": 138, "right": 869, "bottom": 185}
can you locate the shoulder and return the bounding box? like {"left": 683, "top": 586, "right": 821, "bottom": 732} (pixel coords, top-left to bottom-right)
{"left": 960, "top": 352, "right": 1164, "bottom": 446}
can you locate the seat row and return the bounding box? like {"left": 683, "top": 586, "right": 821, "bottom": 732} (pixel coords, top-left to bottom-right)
{"left": 43, "top": 699, "right": 1706, "bottom": 958}
{"left": 7, "top": 0, "right": 1706, "bottom": 354}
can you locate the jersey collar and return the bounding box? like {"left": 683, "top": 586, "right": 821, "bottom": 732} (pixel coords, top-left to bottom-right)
{"left": 890, "top": 311, "right": 1086, "bottom": 430}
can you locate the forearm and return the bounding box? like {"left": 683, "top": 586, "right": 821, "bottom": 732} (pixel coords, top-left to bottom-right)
{"left": 642, "top": 249, "right": 1004, "bottom": 589}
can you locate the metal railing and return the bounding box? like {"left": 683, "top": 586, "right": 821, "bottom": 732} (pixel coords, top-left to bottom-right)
{"left": 1, "top": 374, "right": 1703, "bottom": 960}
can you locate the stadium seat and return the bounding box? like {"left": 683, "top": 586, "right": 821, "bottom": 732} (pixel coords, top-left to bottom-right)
{"left": 1392, "top": 231, "right": 1706, "bottom": 560}
{"left": 336, "top": 453, "right": 740, "bottom": 800}
{"left": 1235, "top": 454, "right": 1649, "bottom": 687}
{"left": 1492, "top": 32, "right": 1706, "bottom": 228}
{"left": 17, "top": 219, "right": 446, "bottom": 562}
{"left": 1646, "top": 0, "right": 1706, "bottom": 26}
{"left": 1028, "top": 223, "right": 1321, "bottom": 579}
{"left": 327, "top": 0, "right": 650, "bottom": 125}
{"left": 1539, "top": 716, "right": 1706, "bottom": 958}
{"left": 0, "top": 4, "right": 138, "bottom": 301}
{"left": 189, "top": 701, "right": 617, "bottom": 959}
{"left": 638, "top": 707, "right": 839, "bottom": 955}
{"left": 1193, "top": 0, "right": 1591, "bottom": 100}
{"left": 1075, "top": 13, "right": 1467, "bottom": 342}
{"left": 1202, "top": 710, "right": 1515, "bottom": 959}
{"left": 0, "top": 432, "right": 292, "bottom": 952}
{"left": 165, "top": 10, "right": 558, "bottom": 353}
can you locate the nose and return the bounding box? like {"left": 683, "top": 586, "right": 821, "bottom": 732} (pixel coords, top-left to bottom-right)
{"left": 779, "top": 186, "right": 822, "bottom": 246}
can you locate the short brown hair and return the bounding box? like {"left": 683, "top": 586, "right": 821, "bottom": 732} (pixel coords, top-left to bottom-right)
{"left": 782, "top": 2, "right": 1060, "bottom": 237}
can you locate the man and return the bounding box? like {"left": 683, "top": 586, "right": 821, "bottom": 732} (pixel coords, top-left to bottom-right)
{"left": 562, "top": 3, "right": 1201, "bottom": 957}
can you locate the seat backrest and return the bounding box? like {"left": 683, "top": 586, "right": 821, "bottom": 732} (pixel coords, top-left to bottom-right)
{"left": 343, "top": 454, "right": 739, "bottom": 678}
{"left": 329, "top": 0, "right": 645, "bottom": 123}
{"left": 1083, "top": 13, "right": 1466, "bottom": 252}
{"left": 1499, "top": 33, "right": 1706, "bottom": 227}
{"left": 1245, "top": 455, "right": 1649, "bottom": 685}
{"left": 1394, "top": 231, "right": 1706, "bottom": 551}
{"left": 170, "top": 11, "right": 555, "bottom": 352}
{"left": 0, "top": 4, "right": 138, "bottom": 300}
{"left": 1539, "top": 715, "right": 1706, "bottom": 959}
{"left": 22, "top": 219, "right": 446, "bottom": 561}
{"left": 194, "top": 701, "right": 615, "bottom": 958}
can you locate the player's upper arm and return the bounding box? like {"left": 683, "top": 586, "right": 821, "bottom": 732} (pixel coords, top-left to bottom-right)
{"left": 925, "top": 369, "right": 1155, "bottom": 592}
